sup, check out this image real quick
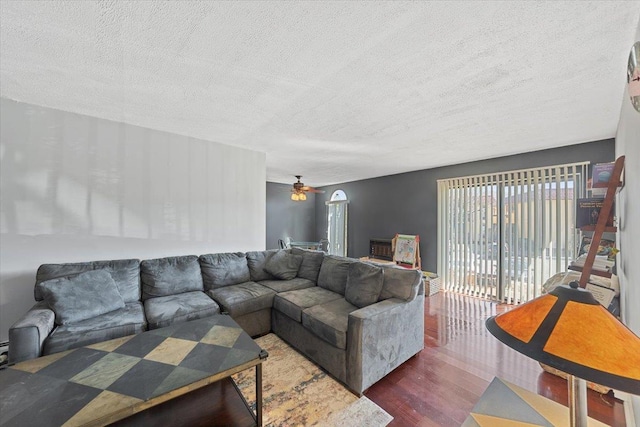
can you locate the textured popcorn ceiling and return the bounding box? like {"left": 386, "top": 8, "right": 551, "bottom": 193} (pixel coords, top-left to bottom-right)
{"left": 1, "top": 1, "right": 638, "bottom": 186}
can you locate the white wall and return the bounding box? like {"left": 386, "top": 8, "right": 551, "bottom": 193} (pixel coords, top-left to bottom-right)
{"left": 0, "top": 98, "right": 266, "bottom": 343}
{"left": 615, "top": 19, "right": 640, "bottom": 424}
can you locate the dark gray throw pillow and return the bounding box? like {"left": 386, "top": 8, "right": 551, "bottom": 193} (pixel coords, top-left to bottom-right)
{"left": 317, "top": 255, "right": 354, "bottom": 295}
{"left": 39, "top": 270, "right": 125, "bottom": 325}
{"left": 291, "top": 248, "right": 324, "bottom": 282}
{"left": 265, "top": 251, "right": 303, "bottom": 280}
{"left": 345, "top": 262, "right": 384, "bottom": 308}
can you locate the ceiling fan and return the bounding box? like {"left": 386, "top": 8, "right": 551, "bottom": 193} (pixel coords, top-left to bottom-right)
{"left": 291, "top": 175, "right": 324, "bottom": 201}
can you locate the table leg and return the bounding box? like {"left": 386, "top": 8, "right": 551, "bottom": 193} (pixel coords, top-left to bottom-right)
{"left": 256, "top": 363, "right": 263, "bottom": 427}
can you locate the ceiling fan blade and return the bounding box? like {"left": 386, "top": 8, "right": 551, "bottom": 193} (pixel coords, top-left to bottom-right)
{"left": 305, "top": 188, "right": 325, "bottom": 193}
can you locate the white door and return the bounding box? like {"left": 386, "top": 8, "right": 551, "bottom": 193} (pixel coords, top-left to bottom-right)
{"left": 327, "top": 191, "right": 348, "bottom": 256}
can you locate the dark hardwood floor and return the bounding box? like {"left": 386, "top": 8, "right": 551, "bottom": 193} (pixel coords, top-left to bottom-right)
{"left": 365, "top": 291, "right": 626, "bottom": 426}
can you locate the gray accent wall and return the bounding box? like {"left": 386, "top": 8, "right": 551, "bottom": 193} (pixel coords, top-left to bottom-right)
{"left": 266, "top": 182, "right": 316, "bottom": 249}
{"left": 314, "top": 139, "right": 615, "bottom": 271}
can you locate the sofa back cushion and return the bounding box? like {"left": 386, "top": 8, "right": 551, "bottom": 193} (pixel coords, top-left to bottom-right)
{"left": 141, "top": 255, "right": 203, "bottom": 300}
{"left": 35, "top": 259, "right": 141, "bottom": 303}
{"left": 317, "top": 255, "right": 354, "bottom": 295}
{"left": 379, "top": 265, "right": 422, "bottom": 302}
{"left": 291, "top": 248, "right": 324, "bottom": 282}
{"left": 246, "top": 250, "right": 280, "bottom": 281}
{"left": 264, "top": 250, "right": 303, "bottom": 280}
{"left": 345, "top": 262, "right": 384, "bottom": 308}
{"left": 39, "top": 270, "right": 125, "bottom": 325}
{"left": 199, "top": 252, "right": 251, "bottom": 290}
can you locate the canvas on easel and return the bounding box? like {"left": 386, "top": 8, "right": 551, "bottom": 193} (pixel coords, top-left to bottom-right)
{"left": 392, "top": 234, "right": 421, "bottom": 269}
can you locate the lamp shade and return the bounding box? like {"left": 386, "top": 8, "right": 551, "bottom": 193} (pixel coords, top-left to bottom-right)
{"left": 486, "top": 283, "right": 640, "bottom": 395}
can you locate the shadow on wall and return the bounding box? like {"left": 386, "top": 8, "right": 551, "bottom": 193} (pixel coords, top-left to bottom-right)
{"left": 0, "top": 100, "right": 263, "bottom": 243}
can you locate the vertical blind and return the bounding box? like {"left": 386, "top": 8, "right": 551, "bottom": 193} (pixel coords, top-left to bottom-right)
{"left": 437, "top": 162, "right": 588, "bottom": 304}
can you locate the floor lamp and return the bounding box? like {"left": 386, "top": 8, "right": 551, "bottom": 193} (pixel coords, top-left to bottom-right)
{"left": 486, "top": 282, "right": 640, "bottom": 427}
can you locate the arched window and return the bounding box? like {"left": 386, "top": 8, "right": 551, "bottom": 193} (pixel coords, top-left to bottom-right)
{"left": 331, "top": 190, "right": 347, "bottom": 201}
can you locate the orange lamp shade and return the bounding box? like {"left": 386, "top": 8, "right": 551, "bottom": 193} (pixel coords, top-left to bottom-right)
{"left": 486, "top": 284, "right": 640, "bottom": 395}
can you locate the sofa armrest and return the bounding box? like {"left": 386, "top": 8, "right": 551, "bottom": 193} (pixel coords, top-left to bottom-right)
{"left": 8, "top": 301, "right": 56, "bottom": 364}
{"left": 346, "top": 293, "right": 425, "bottom": 394}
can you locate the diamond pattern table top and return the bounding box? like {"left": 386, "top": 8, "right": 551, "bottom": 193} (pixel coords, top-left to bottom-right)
{"left": 0, "top": 314, "right": 265, "bottom": 427}
{"left": 462, "top": 377, "right": 608, "bottom": 427}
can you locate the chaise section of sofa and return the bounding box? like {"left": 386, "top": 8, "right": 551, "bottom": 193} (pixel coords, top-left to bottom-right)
{"left": 272, "top": 256, "right": 424, "bottom": 395}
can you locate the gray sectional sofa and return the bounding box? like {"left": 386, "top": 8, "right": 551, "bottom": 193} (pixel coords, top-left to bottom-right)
{"left": 8, "top": 248, "right": 424, "bottom": 394}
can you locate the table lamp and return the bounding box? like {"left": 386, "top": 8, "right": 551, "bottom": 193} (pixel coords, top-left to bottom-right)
{"left": 486, "top": 282, "right": 640, "bottom": 427}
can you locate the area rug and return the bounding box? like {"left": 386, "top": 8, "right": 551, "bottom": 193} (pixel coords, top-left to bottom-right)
{"left": 232, "top": 333, "right": 393, "bottom": 427}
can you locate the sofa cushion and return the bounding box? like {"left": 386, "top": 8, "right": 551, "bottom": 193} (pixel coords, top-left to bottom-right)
{"left": 264, "top": 251, "right": 303, "bottom": 280}
{"left": 274, "top": 287, "right": 343, "bottom": 323}
{"left": 141, "top": 255, "right": 203, "bottom": 300}
{"left": 36, "top": 259, "right": 141, "bottom": 303}
{"left": 258, "top": 278, "right": 315, "bottom": 293}
{"left": 199, "top": 252, "right": 251, "bottom": 290}
{"left": 345, "top": 262, "right": 384, "bottom": 308}
{"left": 291, "top": 248, "right": 324, "bottom": 282}
{"left": 208, "top": 282, "right": 275, "bottom": 317}
{"left": 43, "top": 302, "right": 146, "bottom": 356}
{"left": 144, "top": 291, "right": 220, "bottom": 330}
{"left": 317, "top": 255, "right": 355, "bottom": 295}
{"left": 379, "top": 265, "right": 422, "bottom": 302}
{"left": 39, "top": 270, "right": 126, "bottom": 325}
{"left": 246, "top": 250, "right": 280, "bottom": 281}
{"left": 301, "top": 298, "right": 358, "bottom": 350}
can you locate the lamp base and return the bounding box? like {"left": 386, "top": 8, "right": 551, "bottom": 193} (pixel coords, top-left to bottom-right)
{"left": 568, "top": 375, "right": 588, "bottom": 427}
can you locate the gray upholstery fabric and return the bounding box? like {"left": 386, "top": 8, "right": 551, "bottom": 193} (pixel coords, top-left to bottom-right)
{"left": 39, "top": 270, "right": 126, "bottom": 325}
{"left": 345, "top": 263, "right": 383, "bottom": 308}
{"left": 35, "top": 259, "right": 140, "bottom": 303}
{"left": 232, "top": 308, "right": 271, "bottom": 337}
{"left": 143, "top": 291, "right": 220, "bottom": 330}
{"left": 264, "top": 251, "right": 303, "bottom": 280}
{"left": 141, "top": 255, "right": 203, "bottom": 300}
{"left": 317, "top": 255, "right": 354, "bottom": 295}
{"left": 199, "top": 252, "right": 251, "bottom": 290}
{"left": 378, "top": 265, "right": 422, "bottom": 302}
{"left": 245, "top": 250, "right": 280, "bottom": 281}
{"left": 208, "top": 282, "right": 275, "bottom": 317}
{"left": 291, "top": 248, "right": 324, "bottom": 282}
{"left": 42, "top": 302, "right": 146, "bottom": 356}
{"left": 301, "top": 298, "right": 358, "bottom": 350}
{"left": 274, "top": 287, "right": 343, "bottom": 323}
{"left": 347, "top": 293, "right": 425, "bottom": 393}
{"left": 258, "top": 277, "right": 315, "bottom": 293}
{"left": 8, "top": 301, "right": 55, "bottom": 364}
{"left": 9, "top": 249, "right": 426, "bottom": 397}
{"left": 273, "top": 310, "right": 347, "bottom": 384}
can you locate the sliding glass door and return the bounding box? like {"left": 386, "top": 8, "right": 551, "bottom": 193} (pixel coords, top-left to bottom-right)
{"left": 437, "top": 162, "right": 588, "bottom": 304}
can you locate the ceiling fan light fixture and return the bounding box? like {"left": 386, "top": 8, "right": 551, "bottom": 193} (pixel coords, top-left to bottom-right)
{"left": 290, "top": 175, "right": 322, "bottom": 201}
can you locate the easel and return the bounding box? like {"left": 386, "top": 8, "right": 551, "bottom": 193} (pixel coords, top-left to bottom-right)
{"left": 392, "top": 234, "right": 422, "bottom": 270}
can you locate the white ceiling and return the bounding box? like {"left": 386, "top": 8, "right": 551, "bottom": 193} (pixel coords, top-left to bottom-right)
{"left": 1, "top": 1, "right": 639, "bottom": 187}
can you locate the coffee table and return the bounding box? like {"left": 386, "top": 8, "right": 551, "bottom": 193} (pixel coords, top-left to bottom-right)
{"left": 0, "top": 314, "right": 267, "bottom": 427}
